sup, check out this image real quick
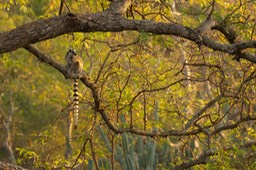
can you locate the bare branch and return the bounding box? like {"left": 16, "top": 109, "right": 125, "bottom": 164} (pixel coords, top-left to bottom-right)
{"left": 174, "top": 140, "right": 256, "bottom": 170}
{"left": 212, "top": 115, "right": 256, "bottom": 135}
{"left": 59, "top": 0, "right": 71, "bottom": 15}
{"left": 24, "top": 45, "right": 67, "bottom": 75}
{"left": 185, "top": 95, "right": 223, "bottom": 129}
{"left": 0, "top": 8, "right": 255, "bottom": 63}
{"left": 71, "top": 138, "right": 89, "bottom": 169}
{"left": 174, "top": 150, "right": 215, "bottom": 170}
{"left": 23, "top": 45, "right": 255, "bottom": 140}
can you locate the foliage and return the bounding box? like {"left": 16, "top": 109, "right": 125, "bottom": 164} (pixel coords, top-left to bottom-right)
{"left": 0, "top": 0, "right": 255, "bottom": 169}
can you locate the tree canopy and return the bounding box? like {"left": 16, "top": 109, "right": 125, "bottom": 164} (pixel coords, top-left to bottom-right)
{"left": 0, "top": 0, "right": 255, "bottom": 169}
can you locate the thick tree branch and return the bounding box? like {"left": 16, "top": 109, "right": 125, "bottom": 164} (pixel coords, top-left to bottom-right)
{"left": 0, "top": 4, "right": 255, "bottom": 63}
{"left": 202, "top": 38, "right": 256, "bottom": 62}
{"left": 0, "top": 12, "right": 198, "bottom": 53}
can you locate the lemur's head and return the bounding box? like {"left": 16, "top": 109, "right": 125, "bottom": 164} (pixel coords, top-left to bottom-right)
{"left": 66, "top": 49, "right": 77, "bottom": 58}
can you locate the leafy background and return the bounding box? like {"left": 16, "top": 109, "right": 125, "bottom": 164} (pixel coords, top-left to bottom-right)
{"left": 0, "top": 0, "right": 255, "bottom": 169}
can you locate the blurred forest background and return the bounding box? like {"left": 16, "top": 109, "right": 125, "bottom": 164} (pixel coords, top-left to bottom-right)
{"left": 0, "top": 0, "right": 255, "bottom": 169}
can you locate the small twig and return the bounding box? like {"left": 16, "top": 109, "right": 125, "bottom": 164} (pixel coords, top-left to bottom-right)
{"left": 89, "top": 138, "right": 99, "bottom": 170}
{"left": 59, "top": 0, "right": 71, "bottom": 15}
{"left": 185, "top": 95, "right": 223, "bottom": 129}
{"left": 71, "top": 138, "right": 89, "bottom": 168}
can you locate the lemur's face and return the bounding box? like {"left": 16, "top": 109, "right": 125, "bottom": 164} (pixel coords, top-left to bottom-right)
{"left": 67, "top": 49, "right": 77, "bottom": 57}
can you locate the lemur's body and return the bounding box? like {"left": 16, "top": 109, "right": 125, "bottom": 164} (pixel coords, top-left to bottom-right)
{"left": 65, "top": 49, "right": 83, "bottom": 129}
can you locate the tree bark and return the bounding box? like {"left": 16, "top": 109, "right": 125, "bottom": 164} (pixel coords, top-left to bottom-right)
{"left": 0, "top": 0, "right": 255, "bottom": 63}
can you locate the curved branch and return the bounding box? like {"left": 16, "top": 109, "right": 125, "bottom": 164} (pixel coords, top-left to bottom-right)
{"left": 0, "top": 4, "right": 255, "bottom": 63}
{"left": 174, "top": 150, "right": 215, "bottom": 170}
{"left": 185, "top": 95, "right": 223, "bottom": 129}
{"left": 24, "top": 45, "right": 67, "bottom": 75}
{"left": 174, "top": 140, "right": 256, "bottom": 170}
{"left": 211, "top": 115, "right": 256, "bottom": 135}
{"left": 0, "top": 13, "right": 198, "bottom": 53}
{"left": 23, "top": 45, "right": 256, "bottom": 140}
{"left": 24, "top": 45, "right": 205, "bottom": 138}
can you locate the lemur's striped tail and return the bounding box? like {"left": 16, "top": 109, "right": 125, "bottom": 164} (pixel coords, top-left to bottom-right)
{"left": 73, "top": 79, "right": 79, "bottom": 129}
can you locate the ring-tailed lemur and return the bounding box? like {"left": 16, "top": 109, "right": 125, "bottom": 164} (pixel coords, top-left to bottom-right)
{"left": 65, "top": 49, "right": 84, "bottom": 129}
